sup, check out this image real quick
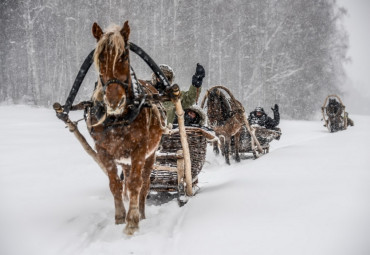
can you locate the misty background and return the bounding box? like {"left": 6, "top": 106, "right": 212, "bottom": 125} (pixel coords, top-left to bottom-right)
{"left": 0, "top": 0, "right": 362, "bottom": 119}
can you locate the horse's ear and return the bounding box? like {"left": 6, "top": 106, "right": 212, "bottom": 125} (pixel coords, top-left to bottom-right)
{"left": 92, "top": 22, "right": 103, "bottom": 42}
{"left": 121, "top": 20, "right": 130, "bottom": 43}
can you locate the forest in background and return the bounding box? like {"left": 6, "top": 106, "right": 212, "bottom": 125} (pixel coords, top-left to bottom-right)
{"left": 0, "top": 0, "right": 348, "bottom": 119}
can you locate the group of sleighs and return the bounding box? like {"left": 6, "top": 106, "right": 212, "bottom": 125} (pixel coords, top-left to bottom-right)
{"left": 136, "top": 63, "right": 282, "bottom": 163}
{"left": 79, "top": 57, "right": 354, "bottom": 181}
{"left": 54, "top": 22, "right": 356, "bottom": 235}
{"left": 143, "top": 63, "right": 355, "bottom": 161}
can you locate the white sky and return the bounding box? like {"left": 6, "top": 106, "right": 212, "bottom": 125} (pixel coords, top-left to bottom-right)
{"left": 338, "top": 0, "right": 370, "bottom": 94}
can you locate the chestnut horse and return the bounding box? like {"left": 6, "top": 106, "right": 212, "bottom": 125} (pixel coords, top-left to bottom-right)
{"left": 201, "top": 86, "right": 245, "bottom": 164}
{"left": 88, "top": 21, "right": 164, "bottom": 235}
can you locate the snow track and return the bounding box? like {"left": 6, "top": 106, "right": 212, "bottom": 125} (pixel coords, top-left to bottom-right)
{"left": 0, "top": 106, "right": 369, "bottom": 255}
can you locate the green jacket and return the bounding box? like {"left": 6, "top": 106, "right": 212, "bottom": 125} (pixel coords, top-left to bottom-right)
{"left": 163, "top": 84, "right": 201, "bottom": 124}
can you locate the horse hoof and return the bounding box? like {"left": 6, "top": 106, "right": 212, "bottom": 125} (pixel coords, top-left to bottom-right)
{"left": 115, "top": 216, "right": 126, "bottom": 225}
{"left": 124, "top": 225, "right": 139, "bottom": 235}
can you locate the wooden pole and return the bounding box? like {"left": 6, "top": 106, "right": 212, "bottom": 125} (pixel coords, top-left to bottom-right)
{"left": 242, "top": 114, "right": 263, "bottom": 154}
{"left": 172, "top": 99, "right": 193, "bottom": 196}
{"left": 321, "top": 95, "right": 330, "bottom": 131}
{"left": 53, "top": 103, "right": 108, "bottom": 176}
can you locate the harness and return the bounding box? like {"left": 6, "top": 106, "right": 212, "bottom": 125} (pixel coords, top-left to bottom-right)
{"left": 57, "top": 42, "right": 171, "bottom": 129}
{"left": 91, "top": 67, "right": 149, "bottom": 129}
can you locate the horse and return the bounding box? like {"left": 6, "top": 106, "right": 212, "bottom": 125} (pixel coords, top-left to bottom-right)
{"left": 201, "top": 86, "right": 245, "bottom": 164}
{"left": 87, "top": 21, "right": 165, "bottom": 235}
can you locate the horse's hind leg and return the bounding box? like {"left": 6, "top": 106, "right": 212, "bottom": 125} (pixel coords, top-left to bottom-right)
{"left": 139, "top": 153, "right": 155, "bottom": 220}
{"left": 97, "top": 149, "right": 126, "bottom": 224}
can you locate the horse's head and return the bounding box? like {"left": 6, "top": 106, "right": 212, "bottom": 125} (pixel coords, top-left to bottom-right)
{"left": 92, "top": 21, "right": 131, "bottom": 116}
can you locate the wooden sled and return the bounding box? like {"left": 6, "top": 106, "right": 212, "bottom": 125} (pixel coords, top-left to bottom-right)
{"left": 151, "top": 126, "right": 218, "bottom": 206}
{"left": 321, "top": 94, "right": 348, "bottom": 132}
{"left": 231, "top": 125, "right": 280, "bottom": 159}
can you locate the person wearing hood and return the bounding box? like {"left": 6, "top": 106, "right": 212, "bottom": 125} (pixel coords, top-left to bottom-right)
{"left": 150, "top": 63, "right": 205, "bottom": 124}
{"left": 173, "top": 105, "right": 206, "bottom": 127}
{"left": 248, "top": 104, "right": 280, "bottom": 130}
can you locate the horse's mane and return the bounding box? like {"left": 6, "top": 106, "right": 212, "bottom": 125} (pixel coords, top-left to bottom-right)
{"left": 92, "top": 24, "right": 126, "bottom": 102}
{"left": 208, "top": 89, "right": 231, "bottom": 122}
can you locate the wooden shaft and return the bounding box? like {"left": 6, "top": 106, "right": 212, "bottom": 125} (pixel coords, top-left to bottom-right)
{"left": 53, "top": 102, "right": 108, "bottom": 176}
{"left": 242, "top": 114, "right": 263, "bottom": 153}
{"left": 176, "top": 150, "right": 185, "bottom": 186}
{"left": 172, "top": 98, "right": 193, "bottom": 196}
{"left": 65, "top": 120, "right": 108, "bottom": 176}
{"left": 321, "top": 107, "right": 330, "bottom": 131}
{"left": 195, "top": 88, "right": 200, "bottom": 105}
{"left": 343, "top": 106, "right": 348, "bottom": 130}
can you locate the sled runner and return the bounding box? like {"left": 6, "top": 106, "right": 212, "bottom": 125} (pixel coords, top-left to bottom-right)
{"left": 321, "top": 95, "right": 352, "bottom": 133}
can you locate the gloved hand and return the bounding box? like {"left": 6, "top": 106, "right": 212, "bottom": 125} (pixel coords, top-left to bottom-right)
{"left": 192, "top": 63, "right": 205, "bottom": 88}
{"left": 271, "top": 104, "right": 279, "bottom": 113}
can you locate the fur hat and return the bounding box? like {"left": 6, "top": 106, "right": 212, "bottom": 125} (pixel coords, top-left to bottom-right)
{"left": 255, "top": 107, "right": 265, "bottom": 113}
{"left": 151, "top": 64, "right": 175, "bottom": 85}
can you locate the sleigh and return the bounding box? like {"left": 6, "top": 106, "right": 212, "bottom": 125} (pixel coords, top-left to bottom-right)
{"left": 201, "top": 85, "right": 265, "bottom": 164}
{"left": 231, "top": 125, "right": 281, "bottom": 159}
{"left": 150, "top": 125, "right": 217, "bottom": 205}
{"left": 321, "top": 95, "right": 349, "bottom": 132}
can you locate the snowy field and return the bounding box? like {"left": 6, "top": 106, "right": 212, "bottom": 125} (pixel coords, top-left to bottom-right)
{"left": 0, "top": 105, "right": 369, "bottom": 255}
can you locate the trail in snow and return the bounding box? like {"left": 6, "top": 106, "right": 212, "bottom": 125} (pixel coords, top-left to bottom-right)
{"left": 0, "top": 105, "right": 369, "bottom": 255}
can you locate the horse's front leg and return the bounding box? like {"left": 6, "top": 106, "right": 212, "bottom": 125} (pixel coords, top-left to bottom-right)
{"left": 139, "top": 152, "right": 156, "bottom": 220}
{"left": 224, "top": 138, "right": 231, "bottom": 165}
{"left": 213, "top": 141, "right": 220, "bottom": 155}
{"left": 124, "top": 148, "right": 146, "bottom": 235}
{"left": 234, "top": 132, "right": 241, "bottom": 162}
{"left": 97, "top": 148, "right": 126, "bottom": 224}
{"left": 220, "top": 135, "right": 225, "bottom": 157}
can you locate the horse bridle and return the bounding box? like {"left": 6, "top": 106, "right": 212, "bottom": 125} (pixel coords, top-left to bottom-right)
{"left": 97, "top": 58, "right": 148, "bottom": 127}
{"left": 99, "top": 76, "right": 129, "bottom": 93}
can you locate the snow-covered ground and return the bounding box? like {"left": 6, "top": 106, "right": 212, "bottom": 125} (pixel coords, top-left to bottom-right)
{"left": 0, "top": 105, "right": 369, "bottom": 255}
